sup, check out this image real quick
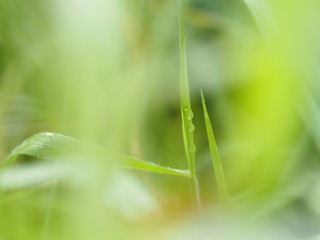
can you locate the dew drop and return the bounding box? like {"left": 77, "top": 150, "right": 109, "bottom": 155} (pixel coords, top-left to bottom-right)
{"left": 188, "top": 110, "right": 194, "bottom": 120}
{"left": 189, "top": 144, "right": 196, "bottom": 153}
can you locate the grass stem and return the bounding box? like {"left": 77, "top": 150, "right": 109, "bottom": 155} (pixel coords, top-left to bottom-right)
{"left": 178, "top": 0, "right": 201, "bottom": 208}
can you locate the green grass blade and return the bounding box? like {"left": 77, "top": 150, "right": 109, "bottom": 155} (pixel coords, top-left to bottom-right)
{"left": 242, "top": 0, "right": 274, "bottom": 34}
{"left": 178, "top": 0, "right": 201, "bottom": 207}
{"left": 2, "top": 132, "right": 190, "bottom": 178}
{"left": 0, "top": 182, "right": 55, "bottom": 204}
{"left": 201, "top": 91, "right": 229, "bottom": 205}
{"left": 121, "top": 155, "right": 190, "bottom": 177}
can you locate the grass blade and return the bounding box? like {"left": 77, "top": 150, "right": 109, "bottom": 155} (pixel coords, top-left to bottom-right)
{"left": 2, "top": 132, "right": 190, "bottom": 178}
{"left": 178, "top": 0, "right": 201, "bottom": 207}
{"left": 0, "top": 182, "right": 55, "bottom": 204}
{"left": 243, "top": 0, "right": 274, "bottom": 29}
{"left": 201, "top": 91, "right": 229, "bottom": 205}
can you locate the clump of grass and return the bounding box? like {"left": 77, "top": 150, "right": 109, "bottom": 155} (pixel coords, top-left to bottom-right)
{"left": 177, "top": 0, "right": 230, "bottom": 209}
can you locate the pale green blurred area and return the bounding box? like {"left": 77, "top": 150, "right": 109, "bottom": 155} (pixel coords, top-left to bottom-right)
{"left": 1, "top": 0, "right": 320, "bottom": 239}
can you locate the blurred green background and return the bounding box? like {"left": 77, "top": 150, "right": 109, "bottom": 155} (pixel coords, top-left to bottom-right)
{"left": 1, "top": 0, "right": 320, "bottom": 239}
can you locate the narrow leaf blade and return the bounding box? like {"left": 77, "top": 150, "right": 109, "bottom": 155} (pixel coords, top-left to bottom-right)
{"left": 201, "top": 91, "right": 230, "bottom": 204}
{"left": 178, "top": 0, "right": 201, "bottom": 207}
{"left": 2, "top": 132, "right": 190, "bottom": 178}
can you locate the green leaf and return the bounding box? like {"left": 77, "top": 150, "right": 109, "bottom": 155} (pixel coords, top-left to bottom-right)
{"left": 178, "top": 0, "right": 201, "bottom": 207}
{"left": 201, "top": 91, "right": 230, "bottom": 205}
{"left": 2, "top": 132, "right": 190, "bottom": 178}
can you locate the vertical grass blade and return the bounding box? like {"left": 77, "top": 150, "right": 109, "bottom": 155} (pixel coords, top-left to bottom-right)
{"left": 201, "top": 90, "right": 229, "bottom": 205}
{"left": 177, "top": 0, "right": 201, "bottom": 208}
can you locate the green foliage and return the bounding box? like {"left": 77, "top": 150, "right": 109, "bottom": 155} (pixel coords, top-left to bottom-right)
{"left": 178, "top": 0, "right": 201, "bottom": 207}
{"left": 0, "top": 0, "right": 319, "bottom": 239}
{"left": 201, "top": 90, "right": 229, "bottom": 205}
{"left": 3, "top": 132, "right": 191, "bottom": 178}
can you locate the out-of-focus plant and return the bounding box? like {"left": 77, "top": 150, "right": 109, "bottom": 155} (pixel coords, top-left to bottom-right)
{"left": 1, "top": 0, "right": 320, "bottom": 239}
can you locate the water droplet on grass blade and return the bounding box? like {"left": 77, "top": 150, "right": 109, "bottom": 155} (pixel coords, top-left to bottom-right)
{"left": 188, "top": 109, "right": 194, "bottom": 120}
{"left": 189, "top": 124, "right": 195, "bottom": 132}
{"left": 189, "top": 143, "right": 196, "bottom": 153}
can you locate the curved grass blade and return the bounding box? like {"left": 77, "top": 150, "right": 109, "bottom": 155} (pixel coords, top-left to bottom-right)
{"left": 178, "top": 0, "right": 201, "bottom": 207}
{"left": 2, "top": 132, "right": 190, "bottom": 178}
{"left": 201, "top": 91, "right": 230, "bottom": 205}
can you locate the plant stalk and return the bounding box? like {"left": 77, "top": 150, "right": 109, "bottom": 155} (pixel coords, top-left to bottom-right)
{"left": 178, "top": 0, "right": 201, "bottom": 209}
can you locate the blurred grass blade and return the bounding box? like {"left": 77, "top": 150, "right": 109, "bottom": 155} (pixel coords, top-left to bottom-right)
{"left": 178, "top": 0, "right": 201, "bottom": 207}
{"left": 0, "top": 183, "right": 54, "bottom": 204}
{"left": 201, "top": 91, "right": 229, "bottom": 205}
{"left": 243, "top": 0, "right": 275, "bottom": 33}
{"left": 2, "top": 132, "right": 190, "bottom": 178}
